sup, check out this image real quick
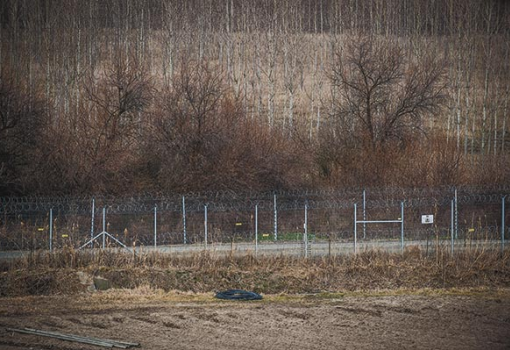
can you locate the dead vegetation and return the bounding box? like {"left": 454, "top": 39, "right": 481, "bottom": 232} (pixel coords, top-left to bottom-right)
{"left": 1, "top": 1, "right": 510, "bottom": 195}
{"left": 1, "top": 247, "right": 508, "bottom": 297}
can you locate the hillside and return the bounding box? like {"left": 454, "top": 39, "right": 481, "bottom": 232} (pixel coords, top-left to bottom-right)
{"left": 1, "top": 0, "right": 509, "bottom": 195}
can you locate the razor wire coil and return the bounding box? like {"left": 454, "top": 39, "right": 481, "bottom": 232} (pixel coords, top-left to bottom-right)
{"left": 0, "top": 185, "right": 508, "bottom": 215}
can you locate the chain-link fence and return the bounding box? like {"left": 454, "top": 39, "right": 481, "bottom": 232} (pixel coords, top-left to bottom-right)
{"left": 0, "top": 186, "right": 508, "bottom": 257}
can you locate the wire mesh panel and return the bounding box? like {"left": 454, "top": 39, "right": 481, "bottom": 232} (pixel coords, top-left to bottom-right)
{"left": 0, "top": 186, "right": 508, "bottom": 256}
{"left": 256, "top": 204, "right": 274, "bottom": 242}
{"left": 157, "top": 209, "right": 185, "bottom": 246}
{"left": 0, "top": 211, "right": 50, "bottom": 251}
{"left": 207, "top": 209, "right": 254, "bottom": 244}
{"left": 100, "top": 211, "right": 153, "bottom": 248}
{"left": 51, "top": 209, "right": 91, "bottom": 249}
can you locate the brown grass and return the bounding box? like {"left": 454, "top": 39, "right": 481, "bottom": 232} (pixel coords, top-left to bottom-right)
{"left": 0, "top": 247, "right": 508, "bottom": 297}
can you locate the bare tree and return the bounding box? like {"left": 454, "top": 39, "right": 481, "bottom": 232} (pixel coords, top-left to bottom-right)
{"left": 148, "top": 60, "right": 302, "bottom": 192}
{"left": 61, "top": 55, "right": 154, "bottom": 193}
{"left": 149, "top": 61, "right": 234, "bottom": 190}
{"left": 0, "top": 68, "right": 46, "bottom": 195}
{"left": 328, "top": 36, "right": 446, "bottom": 151}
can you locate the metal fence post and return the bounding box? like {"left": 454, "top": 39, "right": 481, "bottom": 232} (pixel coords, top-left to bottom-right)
{"left": 454, "top": 187, "right": 458, "bottom": 239}
{"left": 363, "top": 189, "right": 366, "bottom": 239}
{"left": 450, "top": 200, "right": 454, "bottom": 255}
{"left": 90, "top": 198, "right": 95, "bottom": 249}
{"left": 273, "top": 193, "right": 278, "bottom": 241}
{"left": 102, "top": 207, "right": 106, "bottom": 249}
{"left": 154, "top": 206, "right": 157, "bottom": 249}
{"left": 400, "top": 202, "right": 404, "bottom": 253}
{"left": 204, "top": 205, "right": 208, "bottom": 249}
{"left": 304, "top": 203, "right": 308, "bottom": 258}
{"left": 503, "top": 196, "right": 507, "bottom": 255}
{"left": 255, "top": 204, "right": 258, "bottom": 257}
{"left": 182, "top": 196, "right": 187, "bottom": 244}
{"left": 354, "top": 203, "right": 357, "bottom": 255}
{"left": 49, "top": 208, "right": 53, "bottom": 252}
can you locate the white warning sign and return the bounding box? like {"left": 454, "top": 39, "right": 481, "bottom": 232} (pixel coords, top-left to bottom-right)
{"left": 421, "top": 215, "right": 434, "bottom": 224}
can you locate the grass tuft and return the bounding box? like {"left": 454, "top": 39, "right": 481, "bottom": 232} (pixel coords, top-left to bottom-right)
{"left": 0, "top": 247, "right": 508, "bottom": 297}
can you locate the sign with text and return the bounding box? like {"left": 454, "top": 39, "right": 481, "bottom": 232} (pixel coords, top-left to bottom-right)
{"left": 421, "top": 215, "right": 434, "bottom": 224}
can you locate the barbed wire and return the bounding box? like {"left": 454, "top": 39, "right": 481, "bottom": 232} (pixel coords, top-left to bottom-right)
{"left": 0, "top": 185, "right": 508, "bottom": 215}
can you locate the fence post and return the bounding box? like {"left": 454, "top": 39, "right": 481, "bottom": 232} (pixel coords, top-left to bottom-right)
{"left": 454, "top": 187, "right": 458, "bottom": 239}
{"left": 363, "top": 189, "right": 366, "bottom": 239}
{"left": 182, "top": 196, "right": 187, "bottom": 244}
{"left": 255, "top": 204, "right": 258, "bottom": 257}
{"left": 154, "top": 206, "right": 157, "bottom": 249}
{"left": 90, "top": 198, "right": 95, "bottom": 249}
{"left": 354, "top": 203, "right": 357, "bottom": 255}
{"left": 102, "top": 207, "right": 106, "bottom": 249}
{"left": 273, "top": 193, "right": 278, "bottom": 241}
{"left": 204, "top": 205, "right": 208, "bottom": 250}
{"left": 304, "top": 203, "right": 308, "bottom": 258}
{"left": 400, "top": 201, "right": 404, "bottom": 253}
{"left": 503, "top": 196, "right": 506, "bottom": 255}
{"left": 49, "top": 208, "right": 53, "bottom": 252}
{"left": 450, "top": 200, "right": 454, "bottom": 255}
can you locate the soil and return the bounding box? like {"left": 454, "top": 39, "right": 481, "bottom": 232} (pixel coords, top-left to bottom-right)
{"left": 0, "top": 291, "right": 509, "bottom": 350}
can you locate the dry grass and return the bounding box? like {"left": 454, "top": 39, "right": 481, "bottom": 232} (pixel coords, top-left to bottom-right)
{"left": 0, "top": 247, "right": 508, "bottom": 297}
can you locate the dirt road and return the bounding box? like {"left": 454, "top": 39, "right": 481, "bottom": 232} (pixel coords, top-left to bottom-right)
{"left": 0, "top": 291, "right": 509, "bottom": 349}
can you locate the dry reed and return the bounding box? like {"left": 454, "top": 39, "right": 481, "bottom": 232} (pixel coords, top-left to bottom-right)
{"left": 0, "top": 245, "right": 508, "bottom": 297}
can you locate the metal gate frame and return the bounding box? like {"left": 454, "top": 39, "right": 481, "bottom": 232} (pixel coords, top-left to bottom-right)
{"left": 354, "top": 202, "right": 404, "bottom": 254}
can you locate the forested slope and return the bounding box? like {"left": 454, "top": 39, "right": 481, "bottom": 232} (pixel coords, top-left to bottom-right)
{"left": 0, "top": 0, "right": 509, "bottom": 195}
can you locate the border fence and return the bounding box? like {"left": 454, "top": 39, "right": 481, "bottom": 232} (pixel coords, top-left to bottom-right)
{"left": 0, "top": 185, "right": 508, "bottom": 257}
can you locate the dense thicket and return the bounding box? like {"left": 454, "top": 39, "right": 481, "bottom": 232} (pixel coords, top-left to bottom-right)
{"left": 0, "top": 0, "right": 509, "bottom": 195}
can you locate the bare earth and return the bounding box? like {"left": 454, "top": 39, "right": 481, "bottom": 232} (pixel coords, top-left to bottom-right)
{"left": 0, "top": 291, "right": 509, "bottom": 350}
